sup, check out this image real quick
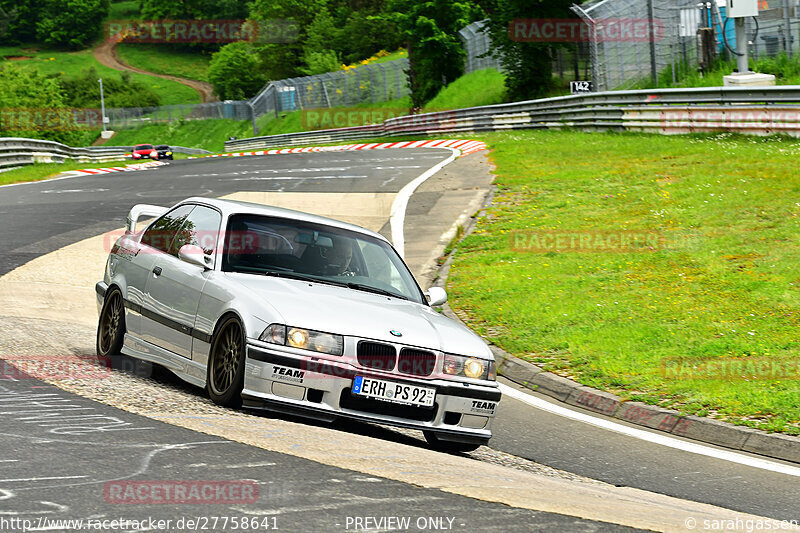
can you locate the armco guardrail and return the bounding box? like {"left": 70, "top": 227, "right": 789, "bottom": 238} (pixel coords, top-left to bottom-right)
{"left": 225, "top": 86, "right": 800, "bottom": 151}
{"left": 103, "top": 146, "right": 212, "bottom": 156}
{"left": 0, "top": 138, "right": 129, "bottom": 171}
{"left": 0, "top": 139, "right": 211, "bottom": 172}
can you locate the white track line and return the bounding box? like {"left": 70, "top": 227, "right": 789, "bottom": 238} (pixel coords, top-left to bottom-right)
{"left": 390, "top": 148, "right": 459, "bottom": 258}
{"left": 499, "top": 383, "right": 800, "bottom": 477}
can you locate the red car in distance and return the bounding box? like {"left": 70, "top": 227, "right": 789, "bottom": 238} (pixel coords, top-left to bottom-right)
{"left": 132, "top": 144, "right": 158, "bottom": 160}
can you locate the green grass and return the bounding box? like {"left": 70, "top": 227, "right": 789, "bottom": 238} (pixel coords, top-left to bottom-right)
{"left": 367, "top": 49, "right": 407, "bottom": 65}
{"left": 93, "top": 68, "right": 504, "bottom": 150}
{"left": 107, "top": 119, "right": 254, "bottom": 152}
{"left": 0, "top": 45, "right": 201, "bottom": 105}
{"left": 212, "top": 69, "right": 506, "bottom": 140}
{"left": 635, "top": 52, "right": 800, "bottom": 89}
{"left": 0, "top": 158, "right": 129, "bottom": 186}
{"left": 445, "top": 130, "right": 800, "bottom": 435}
{"left": 424, "top": 69, "right": 506, "bottom": 111}
{"left": 108, "top": 0, "right": 140, "bottom": 20}
{"left": 116, "top": 44, "right": 212, "bottom": 82}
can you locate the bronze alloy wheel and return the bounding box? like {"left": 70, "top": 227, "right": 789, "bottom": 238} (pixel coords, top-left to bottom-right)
{"left": 207, "top": 317, "right": 245, "bottom": 407}
{"left": 97, "top": 290, "right": 125, "bottom": 356}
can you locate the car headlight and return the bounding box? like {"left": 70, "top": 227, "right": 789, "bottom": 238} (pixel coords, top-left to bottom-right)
{"left": 150, "top": 151, "right": 158, "bottom": 157}
{"left": 166, "top": 151, "right": 172, "bottom": 155}
{"left": 259, "top": 324, "right": 343, "bottom": 356}
{"left": 443, "top": 354, "right": 495, "bottom": 381}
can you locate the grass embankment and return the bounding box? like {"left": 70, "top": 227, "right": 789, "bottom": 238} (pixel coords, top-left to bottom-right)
{"left": 0, "top": 159, "right": 131, "bottom": 186}
{"left": 446, "top": 130, "right": 800, "bottom": 435}
{"left": 0, "top": 46, "right": 200, "bottom": 105}
{"left": 425, "top": 69, "right": 506, "bottom": 110}
{"left": 116, "top": 44, "right": 212, "bottom": 82}
{"left": 108, "top": 119, "right": 254, "bottom": 153}
{"left": 102, "top": 68, "right": 508, "bottom": 151}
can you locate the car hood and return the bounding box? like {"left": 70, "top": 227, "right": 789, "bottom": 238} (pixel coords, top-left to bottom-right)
{"left": 227, "top": 274, "right": 492, "bottom": 359}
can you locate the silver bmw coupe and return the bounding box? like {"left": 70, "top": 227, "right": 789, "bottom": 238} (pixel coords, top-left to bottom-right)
{"left": 96, "top": 197, "right": 500, "bottom": 451}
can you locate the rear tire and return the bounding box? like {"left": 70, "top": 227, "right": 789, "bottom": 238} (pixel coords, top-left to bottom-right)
{"left": 423, "top": 430, "right": 485, "bottom": 453}
{"left": 206, "top": 317, "right": 245, "bottom": 408}
{"left": 97, "top": 289, "right": 125, "bottom": 357}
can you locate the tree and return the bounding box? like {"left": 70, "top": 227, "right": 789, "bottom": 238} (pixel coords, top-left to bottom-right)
{"left": 335, "top": 11, "right": 400, "bottom": 65}
{"left": 248, "top": 0, "right": 328, "bottom": 79}
{"left": 484, "top": 0, "right": 574, "bottom": 101}
{"left": 300, "top": 7, "right": 340, "bottom": 75}
{"left": 0, "top": 0, "right": 43, "bottom": 44}
{"left": 139, "top": 0, "right": 248, "bottom": 21}
{"left": 389, "top": 0, "right": 482, "bottom": 108}
{"left": 208, "top": 42, "right": 266, "bottom": 100}
{"left": 35, "top": 0, "right": 111, "bottom": 49}
{"left": 0, "top": 63, "right": 93, "bottom": 145}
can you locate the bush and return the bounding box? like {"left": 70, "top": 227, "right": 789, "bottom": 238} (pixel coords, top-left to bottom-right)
{"left": 208, "top": 42, "right": 267, "bottom": 100}
{"left": 57, "top": 68, "right": 161, "bottom": 108}
{"left": 300, "top": 50, "right": 341, "bottom": 76}
{"left": 0, "top": 63, "right": 94, "bottom": 145}
{"left": 35, "top": 0, "right": 111, "bottom": 49}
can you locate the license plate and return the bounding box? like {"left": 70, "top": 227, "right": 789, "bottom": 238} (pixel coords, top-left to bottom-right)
{"left": 352, "top": 376, "right": 435, "bottom": 407}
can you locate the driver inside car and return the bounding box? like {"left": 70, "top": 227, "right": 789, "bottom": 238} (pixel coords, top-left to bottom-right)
{"left": 324, "top": 236, "right": 354, "bottom": 275}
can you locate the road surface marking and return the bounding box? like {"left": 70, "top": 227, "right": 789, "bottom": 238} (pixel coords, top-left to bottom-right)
{"left": 499, "top": 383, "right": 800, "bottom": 477}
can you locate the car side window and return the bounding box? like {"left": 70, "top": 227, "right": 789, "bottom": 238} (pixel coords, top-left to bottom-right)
{"left": 358, "top": 240, "right": 405, "bottom": 292}
{"left": 175, "top": 205, "right": 223, "bottom": 256}
{"left": 141, "top": 204, "right": 195, "bottom": 256}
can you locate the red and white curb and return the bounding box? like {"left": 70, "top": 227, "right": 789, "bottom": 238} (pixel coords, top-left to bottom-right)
{"left": 69, "top": 161, "right": 167, "bottom": 176}
{"left": 190, "top": 139, "right": 488, "bottom": 160}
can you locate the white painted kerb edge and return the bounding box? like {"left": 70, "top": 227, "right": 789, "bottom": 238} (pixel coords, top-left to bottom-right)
{"left": 499, "top": 383, "right": 800, "bottom": 477}
{"left": 390, "top": 148, "right": 459, "bottom": 258}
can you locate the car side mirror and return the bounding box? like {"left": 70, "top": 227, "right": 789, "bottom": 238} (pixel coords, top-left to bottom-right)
{"left": 178, "top": 244, "right": 211, "bottom": 270}
{"left": 425, "top": 287, "right": 447, "bottom": 306}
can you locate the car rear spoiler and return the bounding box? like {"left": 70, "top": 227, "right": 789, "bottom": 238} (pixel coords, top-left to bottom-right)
{"left": 126, "top": 204, "right": 169, "bottom": 234}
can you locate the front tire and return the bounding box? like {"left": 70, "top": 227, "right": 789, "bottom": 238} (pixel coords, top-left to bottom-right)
{"left": 206, "top": 317, "right": 245, "bottom": 407}
{"left": 423, "top": 431, "right": 485, "bottom": 453}
{"left": 97, "top": 289, "right": 125, "bottom": 357}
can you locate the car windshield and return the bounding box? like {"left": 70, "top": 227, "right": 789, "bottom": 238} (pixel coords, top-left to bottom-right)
{"left": 156, "top": 145, "right": 169, "bottom": 150}
{"left": 222, "top": 214, "right": 425, "bottom": 304}
{"left": 135, "top": 144, "right": 154, "bottom": 150}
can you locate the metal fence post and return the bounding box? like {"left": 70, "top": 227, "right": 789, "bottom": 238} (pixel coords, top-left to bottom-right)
{"left": 249, "top": 102, "right": 258, "bottom": 136}
{"left": 378, "top": 63, "right": 387, "bottom": 101}
{"left": 785, "top": 0, "right": 794, "bottom": 57}
{"left": 648, "top": 0, "right": 658, "bottom": 85}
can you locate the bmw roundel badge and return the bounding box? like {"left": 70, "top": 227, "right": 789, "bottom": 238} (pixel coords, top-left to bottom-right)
{"left": 390, "top": 330, "right": 402, "bottom": 337}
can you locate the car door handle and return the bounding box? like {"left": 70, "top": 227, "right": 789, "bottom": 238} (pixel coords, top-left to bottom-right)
{"left": 152, "top": 266, "right": 162, "bottom": 276}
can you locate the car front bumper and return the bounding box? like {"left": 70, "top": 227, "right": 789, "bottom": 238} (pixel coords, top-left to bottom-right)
{"left": 243, "top": 344, "right": 500, "bottom": 444}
